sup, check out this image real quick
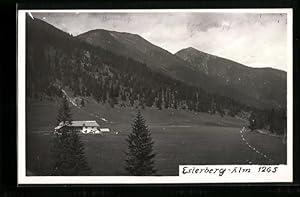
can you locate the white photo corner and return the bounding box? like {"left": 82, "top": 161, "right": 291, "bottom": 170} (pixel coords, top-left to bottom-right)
{"left": 17, "top": 9, "right": 293, "bottom": 184}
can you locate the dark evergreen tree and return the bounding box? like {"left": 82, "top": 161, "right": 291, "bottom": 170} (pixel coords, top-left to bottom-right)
{"left": 269, "top": 108, "right": 276, "bottom": 133}
{"left": 139, "top": 95, "right": 146, "bottom": 109}
{"left": 155, "top": 91, "right": 162, "bottom": 110}
{"left": 52, "top": 127, "right": 91, "bottom": 175}
{"left": 102, "top": 86, "right": 107, "bottom": 103}
{"left": 228, "top": 107, "right": 238, "bottom": 117}
{"left": 125, "top": 111, "right": 156, "bottom": 175}
{"left": 280, "top": 109, "right": 287, "bottom": 135}
{"left": 129, "top": 94, "right": 135, "bottom": 107}
{"left": 248, "top": 112, "right": 257, "bottom": 131}
{"left": 164, "top": 89, "right": 170, "bottom": 109}
{"left": 109, "top": 99, "right": 115, "bottom": 108}
{"left": 52, "top": 97, "right": 91, "bottom": 175}
{"left": 121, "top": 91, "right": 127, "bottom": 101}
{"left": 81, "top": 98, "right": 85, "bottom": 107}
{"left": 56, "top": 96, "right": 72, "bottom": 125}
{"left": 216, "top": 104, "right": 225, "bottom": 117}
{"left": 174, "top": 99, "right": 178, "bottom": 110}
{"left": 209, "top": 99, "right": 217, "bottom": 115}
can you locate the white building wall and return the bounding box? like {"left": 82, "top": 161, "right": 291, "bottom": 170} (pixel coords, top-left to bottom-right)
{"left": 81, "top": 126, "right": 100, "bottom": 134}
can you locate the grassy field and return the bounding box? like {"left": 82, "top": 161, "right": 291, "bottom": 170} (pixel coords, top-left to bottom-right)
{"left": 26, "top": 98, "right": 287, "bottom": 176}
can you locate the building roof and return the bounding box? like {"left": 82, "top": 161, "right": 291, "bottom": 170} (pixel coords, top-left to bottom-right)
{"left": 71, "top": 121, "right": 100, "bottom": 127}
{"left": 55, "top": 120, "right": 100, "bottom": 130}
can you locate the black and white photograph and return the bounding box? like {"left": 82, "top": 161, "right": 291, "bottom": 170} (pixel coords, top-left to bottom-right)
{"left": 17, "top": 9, "right": 293, "bottom": 184}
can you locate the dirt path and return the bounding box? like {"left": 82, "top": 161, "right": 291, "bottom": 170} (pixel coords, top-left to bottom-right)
{"left": 240, "top": 127, "right": 274, "bottom": 164}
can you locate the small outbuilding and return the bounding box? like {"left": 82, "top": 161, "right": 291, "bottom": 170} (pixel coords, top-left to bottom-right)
{"left": 100, "top": 128, "right": 110, "bottom": 133}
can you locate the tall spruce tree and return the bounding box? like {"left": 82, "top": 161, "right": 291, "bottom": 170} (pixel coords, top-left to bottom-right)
{"left": 56, "top": 96, "right": 72, "bottom": 125}
{"left": 52, "top": 96, "right": 91, "bottom": 175}
{"left": 249, "top": 112, "right": 257, "bottom": 131}
{"left": 269, "top": 108, "right": 276, "bottom": 133}
{"left": 81, "top": 98, "right": 85, "bottom": 107}
{"left": 125, "top": 110, "right": 156, "bottom": 175}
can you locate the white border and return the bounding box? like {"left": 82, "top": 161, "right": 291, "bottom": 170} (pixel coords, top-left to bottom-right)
{"left": 17, "top": 9, "right": 293, "bottom": 184}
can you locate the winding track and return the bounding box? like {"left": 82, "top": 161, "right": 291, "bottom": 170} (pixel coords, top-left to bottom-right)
{"left": 240, "top": 127, "right": 274, "bottom": 164}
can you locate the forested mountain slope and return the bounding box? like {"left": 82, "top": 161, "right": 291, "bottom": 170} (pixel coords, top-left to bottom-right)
{"left": 176, "top": 47, "right": 287, "bottom": 109}
{"left": 78, "top": 30, "right": 286, "bottom": 109}
{"left": 26, "top": 15, "right": 247, "bottom": 116}
{"left": 77, "top": 29, "right": 220, "bottom": 94}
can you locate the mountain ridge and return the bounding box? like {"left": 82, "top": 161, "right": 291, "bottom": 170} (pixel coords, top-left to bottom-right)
{"left": 77, "top": 28, "right": 222, "bottom": 96}
{"left": 29, "top": 16, "right": 286, "bottom": 110}
{"left": 175, "top": 47, "right": 286, "bottom": 109}
{"left": 26, "top": 15, "right": 251, "bottom": 118}
{"left": 175, "top": 47, "right": 286, "bottom": 73}
{"left": 77, "top": 29, "right": 201, "bottom": 75}
{"left": 77, "top": 28, "right": 286, "bottom": 109}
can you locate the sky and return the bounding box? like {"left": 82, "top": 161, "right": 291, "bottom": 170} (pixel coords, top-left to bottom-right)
{"left": 31, "top": 12, "right": 288, "bottom": 71}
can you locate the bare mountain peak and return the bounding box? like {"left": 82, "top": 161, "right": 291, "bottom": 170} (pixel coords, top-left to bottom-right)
{"left": 79, "top": 28, "right": 141, "bottom": 39}
{"left": 176, "top": 47, "right": 196, "bottom": 54}
{"left": 184, "top": 46, "right": 198, "bottom": 51}
{"left": 176, "top": 47, "right": 212, "bottom": 57}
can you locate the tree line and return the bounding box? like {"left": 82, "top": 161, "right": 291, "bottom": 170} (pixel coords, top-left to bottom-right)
{"left": 249, "top": 108, "right": 286, "bottom": 135}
